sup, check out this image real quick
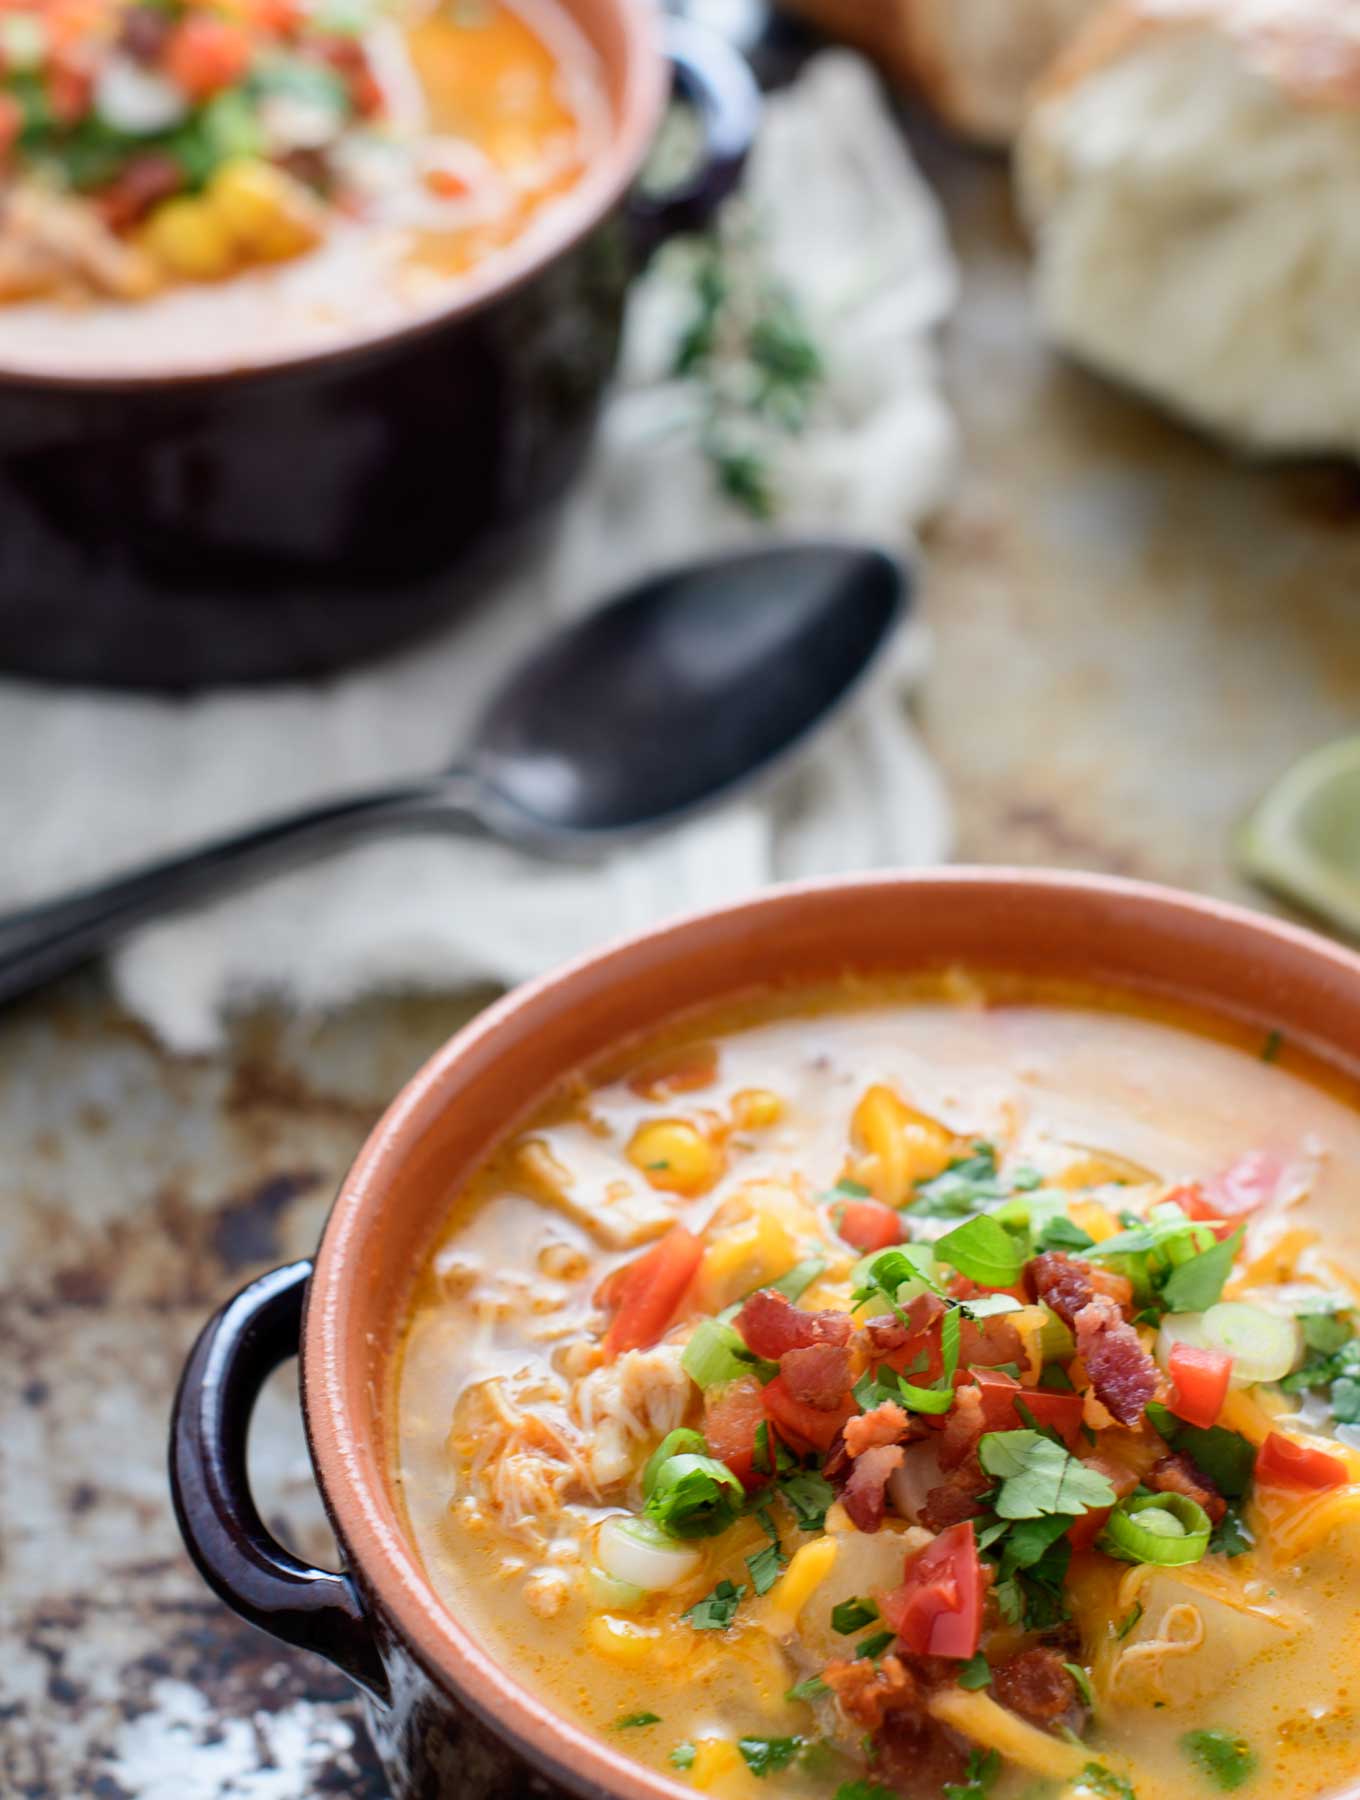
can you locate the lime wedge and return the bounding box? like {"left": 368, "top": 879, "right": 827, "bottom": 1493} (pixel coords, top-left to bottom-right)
{"left": 1238, "top": 738, "right": 1360, "bottom": 936}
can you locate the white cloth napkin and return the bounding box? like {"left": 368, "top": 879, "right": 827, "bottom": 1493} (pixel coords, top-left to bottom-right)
{"left": 0, "top": 53, "right": 959, "bottom": 1053}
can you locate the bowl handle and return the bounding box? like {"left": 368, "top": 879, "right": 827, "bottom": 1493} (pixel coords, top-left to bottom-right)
{"left": 630, "top": 15, "right": 761, "bottom": 257}
{"left": 169, "top": 1259, "right": 390, "bottom": 1704}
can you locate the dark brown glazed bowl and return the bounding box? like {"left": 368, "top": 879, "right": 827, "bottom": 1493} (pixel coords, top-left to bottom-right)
{"left": 169, "top": 869, "right": 1360, "bottom": 1799}
{"left": 0, "top": 7, "right": 757, "bottom": 690}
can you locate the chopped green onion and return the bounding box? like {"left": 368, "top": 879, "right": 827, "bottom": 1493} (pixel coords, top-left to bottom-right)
{"left": 1099, "top": 1493, "right": 1212, "bottom": 1567}
{"left": 614, "top": 1712, "right": 661, "bottom": 1729}
{"left": 642, "top": 1428, "right": 707, "bottom": 1498}
{"left": 597, "top": 1515, "right": 702, "bottom": 1591}
{"left": 786, "top": 1674, "right": 829, "bottom": 1704}
{"left": 682, "top": 1319, "right": 776, "bottom": 1389}
{"left": 856, "top": 1630, "right": 896, "bottom": 1661}
{"left": 585, "top": 1565, "right": 647, "bottom": 1611}
{"left": 644, "top": 1452, "right": 744, "bottom": 1539}
{"left": 769, "top": 1257, "right": 828, "bottom": 1302}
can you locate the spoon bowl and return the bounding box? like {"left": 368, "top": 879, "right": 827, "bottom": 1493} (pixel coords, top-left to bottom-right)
{"left": 0, "top": 540, "right": 910, "bottom": 1004}
{"left": 474, "top": 541, "right": 905, "bottom": 839}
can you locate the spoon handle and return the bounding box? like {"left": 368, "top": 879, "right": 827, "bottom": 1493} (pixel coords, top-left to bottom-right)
{"left": 0, "top": 773, "right": 485, "bottom": 1007}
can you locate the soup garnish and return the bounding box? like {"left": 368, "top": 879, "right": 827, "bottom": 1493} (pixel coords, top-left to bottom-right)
{"left": 0, "top": 0, "right": 602, "bottom": 310}
{"left": 395, "top": 985, "right": 1360, "bottom": 1800}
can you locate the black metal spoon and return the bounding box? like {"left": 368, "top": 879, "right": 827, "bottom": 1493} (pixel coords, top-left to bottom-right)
{"left": 0, "top": 541, "right": 907, "bottom": 1007}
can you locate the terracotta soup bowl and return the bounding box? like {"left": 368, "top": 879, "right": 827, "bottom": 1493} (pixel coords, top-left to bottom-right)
{"left": 169, "top": 869, "right": 1360, "bottom": 1798}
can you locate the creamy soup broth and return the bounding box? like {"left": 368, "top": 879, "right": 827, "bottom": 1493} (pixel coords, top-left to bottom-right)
{"left": 394, "top": 979, "right": 1360, "bottom": 1800}
{"left": 0, "top": 0, "right": 608, "bottom": 377}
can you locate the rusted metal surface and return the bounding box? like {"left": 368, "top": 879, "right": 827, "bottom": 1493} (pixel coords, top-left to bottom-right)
{"left": 7, "top": 137, "right": 1360, "bottom": 1798}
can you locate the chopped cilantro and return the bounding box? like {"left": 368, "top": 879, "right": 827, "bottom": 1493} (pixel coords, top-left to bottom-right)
{"left": 831, "top": 1596, "right": 880, "bottom": 1635}
{"left": 934, "top": 1215, "right": 1028, "bottom": 1289}
{"left": 779, "top": 1469, "right": 835, "bottom": 1532}
{"left": 1080, "top": 1764, "right": 1137, "bottom": 1800}
{"left": 855, "top": 1630, "right": 896, "bottom": 1661}
{"left": 1261, "top": 1029, "right": 1283, "bottom": 1064}
{"left": 682, "top": 1578, "right": 746, "bottom": 1630}
{"left": 944, "top": 1748, "right": 1002, "bottom": 1800}
{"left": 989, "top": 1512, "right": 1073, "bottom": 1631}
{"left": 615, "top": 1712, "right": 661, "bottom": 1729}
{"left": 1038, "top": 1362, "right": 1077, "bottom": 1392}
{"left": 957, "top": 1651, "right": 992, "bottom": 1690}
{"left": 908, "top": 1146, "right": 1005, "bottom": 1218}
{"left": 1145, "top": 1407, "right": 1255, "bottom": 1498}
{"left": 1210, "top": 1504, "right": 1254, "bottom": 1558}
{"left": 833, "top": 1178, "right": 872, "bottom": 1198}
{"left": 833, "top": 1783, "right": 896, "bottom": 1800}
{"left": 1161, "top": 1227, "right": 1245, "bottom": 1313}
{"left": 670, "top": 1742, "right": 696, "bottom": 1770}
{"left": 941, "top": 1305, "right": 962, "bottom": 1380}
{"left": 1182, "top": 1730, "right": 1258, "bottom": 1790}
{"left": 1065, "top": 1662, "right": 1096, "bottom": 1710}
{"left": 979, "top": 1430, "right": 1118, "bottom": 1520}
{"left": 737, "top": 1735, "right": 805, "bottom": 1777}
{"left": 786, "top": 1674, "right": 830, "bottom": 1704}
{"left": 746, "top": 1508, "right": 787, "bottom": 1594}
{"left": 1113, "top": 1600, "right": 1144, "bottom": 1640}
{"left": 1036, "top": 1216, "right": 1097, "bottom": 1253}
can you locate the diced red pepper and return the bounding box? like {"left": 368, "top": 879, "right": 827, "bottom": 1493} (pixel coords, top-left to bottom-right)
{"left": 1168, "top": 1341, "right": 1233, "bottom": 1430}
{"left": 971, "top": 1368, "right": 1085, "bottom": 1450}
{"left": 835, "top": 1198, "right": 904, "bottom": 1253}
{"left": 703, "top": 1375, "right": 769, "bottom": 1491}
{"left": 1256, "top": 1430, "right": 1349, "bottom": 1491}
{"left": 47, "top": 59, "right": 92, "bottom": 126}
{"left": 762, "top": 1373, "right": 854, "bottom": 1456}
{"left": 0, "top": 93, "right": 21, "bottom": 160}
{"left": 165, "top": 16, "right": 253, "bottom": 99}
{"left": 597, "top": 1227, "right": 702, "bottom": 1362}
{"left": 879, "top": 1522, "right": 984, "bottom": 1660}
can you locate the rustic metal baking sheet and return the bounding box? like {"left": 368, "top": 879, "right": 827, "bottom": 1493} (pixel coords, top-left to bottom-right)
{"left": 6, "top": 131, "right": 1360, "bottom": 1799}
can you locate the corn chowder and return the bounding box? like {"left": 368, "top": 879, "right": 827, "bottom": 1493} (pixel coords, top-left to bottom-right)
{"left": 394, "top": 978, "right": 1360, "bottom": 1800}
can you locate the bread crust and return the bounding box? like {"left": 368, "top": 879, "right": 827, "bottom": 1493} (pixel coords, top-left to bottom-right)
{"left": 778, "top": 0, "right": 1101, "bottom": 143}
{"left": 1036, "top": 0, "right": 1360, "bottom": 112}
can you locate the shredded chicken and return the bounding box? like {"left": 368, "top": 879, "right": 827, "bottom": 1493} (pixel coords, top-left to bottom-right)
{"left": 0, "top": 181, "right": 160, "bottom": 303}
{"left": 571, "top": 1342, "right": 691, "bottom": 1490}
{"left": 451, "top": 1341, "right": 690, "bottom": 1535}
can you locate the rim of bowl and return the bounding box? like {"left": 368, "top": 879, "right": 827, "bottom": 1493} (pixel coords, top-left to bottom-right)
{"left": 303, "top": 867, "right": 1360, "bottom": 1800}
{"left": 0, "top": 0, "right": 666, "bottom": 393}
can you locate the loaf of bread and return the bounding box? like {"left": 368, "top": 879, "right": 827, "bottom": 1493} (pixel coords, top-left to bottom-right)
{"left": 1019, "top": 0, "right": 1360, "bottom": 456}
{"left": 779, "top": 0, "right": 1103, "bottom": 143}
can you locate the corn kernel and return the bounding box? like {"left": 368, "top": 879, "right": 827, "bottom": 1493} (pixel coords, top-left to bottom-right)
{"left": 695, "top": 1209, "right": 795, "bottom": 1312}
{"left": 687, "top": 1738, "right": 765, "bottom": 1795}
{"left": 761, "top": 1535, "right": 837, "bottom": 1638}
{"left": 851, "top": 1085, "right": 955, "bottom": 1204}
{"left": 584, "top": 1614, "right": 661, "bottom": 1667}
{"left": 207, "top": 157, "right": 323, "bottom": 264}
{"left": 141, "top": 197, "right": 235, "bottom": 281}
{"left": 627, "top": 1119, "right": 722, "bottom": 1196}
{"left": 1068, "top": 1199, "right": 1120, "bottom": 1243}
{"left": 731, "top": 1088, "right": 783, "bottom": 1130}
